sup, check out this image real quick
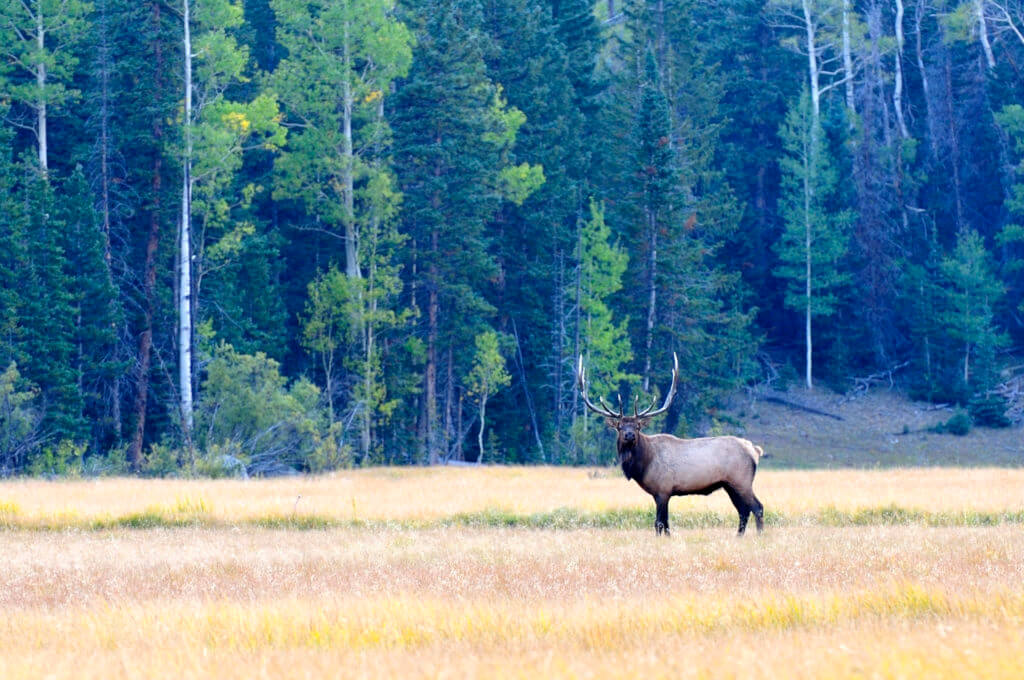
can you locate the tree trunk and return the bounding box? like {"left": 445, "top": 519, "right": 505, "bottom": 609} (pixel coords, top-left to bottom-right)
{"left": 803, "top": 0, "right": 821, "bottom": 122}
{"left": 975, "top": 0, "right": 996, "bottom": 69}
{"left": 804, "top": 128, "right": 814, "bottom": 391}
{"left": 342, "top": 19, "right": 360, "bottom": 279}
{"left": 643, "top": 207, "right": 657, "bottom": 393}
{"left": 179, "top": 0, "right": 195, "bottom": 441}
{"left": 842, "top": 0, "right": 856, "bottom": 117}
{"left": 915, "top": 0, "right": 937, "bottom": 157}
{"left": 426, "top": 259, "right": 439, "bottom": 464}
{"left": 97, "top": 0, "right": 122, "bottom": 440}
{"left": 36, "top": 11, "right": 48, "bottom": 173}
{"left": 444, "top": 343, "right": 454, "bottom": 460}
{"left": 129, "top": 2, "right": 166, "bottom": 471}
{"left": 477, "top": 393, "right": 487, "bottom": 464}
{"left": 892, "top": 0, "right": 910, "bottom": 139}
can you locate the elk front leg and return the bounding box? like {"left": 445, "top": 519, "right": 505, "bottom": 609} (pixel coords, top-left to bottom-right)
{"left": 655, "top": 496, "right": 670, "bottom": 536}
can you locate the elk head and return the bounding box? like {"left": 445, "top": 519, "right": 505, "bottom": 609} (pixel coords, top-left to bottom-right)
{"left": 576, "top": 353, "right": 679, "bottom": 458}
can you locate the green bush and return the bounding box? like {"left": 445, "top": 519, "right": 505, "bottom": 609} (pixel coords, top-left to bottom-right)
{"left": 932, "top": 410, "right": 972, "bottom": 436}
{"left": 143, "top": 442, "right": 182, "bottom": 477}
{"left": 27, "top": 439, "right": 86, "bottom": 477}
{"left": 197, "top": 342, "right": 325, "bottom": 475}
{"left": 307, "top": 422, "right": 353, "bottom": 473}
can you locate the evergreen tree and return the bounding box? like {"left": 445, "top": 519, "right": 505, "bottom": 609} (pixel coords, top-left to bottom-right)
{"left": 17, "top": 162, "right": 82, "bottom": 445}
{"left": 60, "top": 167, "right": 122, "bottom": 453}
{"left": 392, "top": 0, "right": 531, "bottom": 463}
{"left": 938, "top": 228, "right": 1008, "bottom": 395}
{"left": 0, "top": 119, "right": 27, "bottom": 371}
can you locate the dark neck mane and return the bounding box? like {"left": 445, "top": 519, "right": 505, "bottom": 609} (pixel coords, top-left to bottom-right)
{"left": 618, "top": 434, "right": 650, "bottom": 481}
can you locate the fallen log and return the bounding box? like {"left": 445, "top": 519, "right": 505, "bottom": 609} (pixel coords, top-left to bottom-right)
{"left": 762, "top": 396, "right": 844, "bottom": 421}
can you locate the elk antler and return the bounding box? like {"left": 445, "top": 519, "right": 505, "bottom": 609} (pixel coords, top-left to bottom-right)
{"left": 636, "top": 352, "right": 678, "bottom": 419}
{"left": 576, "top": 355, "right": 623, "bottom": 418}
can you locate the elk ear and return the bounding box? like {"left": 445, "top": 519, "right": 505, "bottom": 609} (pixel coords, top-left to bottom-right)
{"left": 636, "top": 417, "right": 651, "bottom": 430}
{"left": 604, "top": 417, "right": 619, "bottom": 430}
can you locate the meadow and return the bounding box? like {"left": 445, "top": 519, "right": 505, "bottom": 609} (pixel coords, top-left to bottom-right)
{"left": 2, "top": 466, "right": 1024, "bottom": 679}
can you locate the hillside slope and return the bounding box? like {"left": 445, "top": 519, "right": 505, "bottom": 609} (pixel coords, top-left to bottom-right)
{"left": 724, "top": 388, "right": 1023, "bottom": 467}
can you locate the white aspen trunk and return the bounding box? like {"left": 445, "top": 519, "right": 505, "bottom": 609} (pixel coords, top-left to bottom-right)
{"left": 804, "top": 139, "right": 814, "bottom": 392}
{"left": 362, "top": 254, "right": 376, "bottom": 460}
{"left": 975, "top": 0, "right": 996, "bottom": 68}
{"left": 36, "top": 10, "right": 48, "bottom": 172}
{"left": 802, "top": 0, "right": 819, "bottom": 391}
{"left": 842, "top": 0, "right": 856, "bottom": 116}
{"left": 803, "top": 0, "right": 821, "bottom": 122}
{"left": 914, "top": 0, "right": 938, "bottom": 157}
{"left": 342, "top": 19, "right": 360, "bottom": 279}
{"left": 179, "top": 0, "right": 195, "bottom": 435}
{"left": 894, "top": 0, "right": 910, "bottom": 138}
{"left": 477, "top": 393, "right": 488, "bottom": 464}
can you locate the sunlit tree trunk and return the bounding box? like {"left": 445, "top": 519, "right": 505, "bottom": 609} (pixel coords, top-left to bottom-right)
{"left": 179, "top": 0, "right": 195, "bottom": 440}
{"left": 894, "top": 0, "right": 910, "bottom": 139}
{"left": 975, "top": 0, "right": 995, "bottom": 68}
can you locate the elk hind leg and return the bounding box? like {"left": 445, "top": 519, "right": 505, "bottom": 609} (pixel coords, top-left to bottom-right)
{"left": 724, "top": 485, "right": 751, "bottom": 536}
{"left": 654, "top": 496, "right": 670, "bottom": 537}
{"left": 749, "top": 493, "right": 764, "bottom": 533}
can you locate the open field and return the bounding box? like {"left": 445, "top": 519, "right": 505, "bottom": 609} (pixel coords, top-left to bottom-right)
{"left": 2, "top": 467, "right": 1024, "bottom": 678}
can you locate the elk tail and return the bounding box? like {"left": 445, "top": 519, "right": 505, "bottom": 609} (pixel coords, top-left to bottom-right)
{"left": 754, "top": 445, "right": 770, "bottom": 460}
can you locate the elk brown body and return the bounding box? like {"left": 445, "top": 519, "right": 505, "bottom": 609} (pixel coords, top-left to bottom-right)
{"left": 578, "top": 354, "right": 765, "bottom": 536}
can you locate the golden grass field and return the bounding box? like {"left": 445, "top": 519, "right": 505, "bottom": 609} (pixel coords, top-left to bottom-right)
{"left": 2, "top": 466, "right": 1024, "bottom": 679}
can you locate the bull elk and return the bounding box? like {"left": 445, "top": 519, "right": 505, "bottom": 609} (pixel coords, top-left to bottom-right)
{"left": 577, "top": 354, "right": 765, "bottom": 536}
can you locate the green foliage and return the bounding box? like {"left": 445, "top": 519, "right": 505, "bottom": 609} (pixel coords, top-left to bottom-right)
{"left": 467, "top": 330, "right": 512, "bottom": 403}
{"left": 197, "top": 342, "right": 324, "bottom": 473}
{"left": 0, "top": 363, "right": 41, "bottom": 473}
{"left": 142, "top": 443, "right": 182, "bottom": 478}
{"left": 578, "top": 200, "right": 635, "bottom": 394}
{"left": 0, "top": 0, "right": 91, "bottom": 133}
{"left": 27, "top": 440, "right": 86, "bottom": 477}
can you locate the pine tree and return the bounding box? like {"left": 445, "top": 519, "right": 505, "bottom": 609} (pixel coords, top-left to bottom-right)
{"left": 60, "top": 167, "right": 123, "bottom": 453}
{"left": 17, "top": 162, "right": 82, "bottom": 446}
{"left": 938, "top": 228, "right": 1008, "bottom": 395}
{"left": 392, "top": 0, "right": 527, "bottom": 463}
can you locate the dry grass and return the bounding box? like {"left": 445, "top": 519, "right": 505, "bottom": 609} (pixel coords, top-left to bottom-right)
{"left": 1, "top": 466, "right": 1024, "bottom": 527}
{"left": 3, "top": 467, "right": 1024, "bottom": 678}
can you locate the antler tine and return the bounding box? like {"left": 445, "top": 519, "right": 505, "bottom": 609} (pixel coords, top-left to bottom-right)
{"left": 638, "top": 352, "right": 679, "bottom": 418}
{"left": 633, "top": 395, "right": 640, "bottom": 417}
{"left": 577, "top": 354, "right": 621, "bottom": 418}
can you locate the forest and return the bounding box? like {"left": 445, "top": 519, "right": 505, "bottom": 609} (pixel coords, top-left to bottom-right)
{"left": 0, "top": 0, "right": 1021, "bottom": 476}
